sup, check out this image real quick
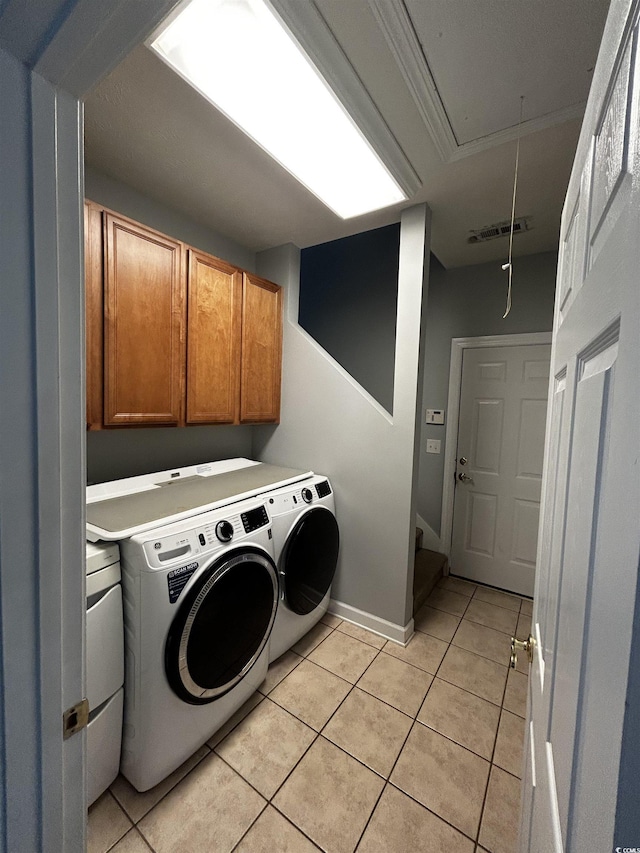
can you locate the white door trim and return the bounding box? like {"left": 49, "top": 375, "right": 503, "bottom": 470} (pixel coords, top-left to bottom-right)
{"left": 440, "top": 332, "right": 552, "bottom": 559}
{"left": 0, "top": 3, "right": 178, "bottom": 849}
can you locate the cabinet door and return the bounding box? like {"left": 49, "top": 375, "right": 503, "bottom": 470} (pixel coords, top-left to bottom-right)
{"left": 240, "top": 273, "right": 282, "bottom": 423}
{"left": 85, "top": 202, "right": 103, "bottom": 430}
{"left": 104, "top": 214, "right": 184, "bottom": 425}
{"left": 186, "top": 249, "right": 241, "bottom": 424}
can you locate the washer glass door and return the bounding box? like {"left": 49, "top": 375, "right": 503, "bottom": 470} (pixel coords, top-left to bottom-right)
{"left": 165, "top": 548, "right": 277, "bottom": 704}
{"left": 281, "top": 507, "right": 340, "bottom": 615}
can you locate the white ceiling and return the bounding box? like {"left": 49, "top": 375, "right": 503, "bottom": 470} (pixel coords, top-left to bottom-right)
{"left": 84, "top": 0, "right": 610, "bottom": 268}
{"left": 406, "top": 0, "right": 605, "bottom": 145}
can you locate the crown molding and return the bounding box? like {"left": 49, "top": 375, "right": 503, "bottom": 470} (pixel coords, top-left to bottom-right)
{"left": 369, "top": 0, "right": 586, "bottom": 163}
{"left": 368, "top": 0, "right": 457, "bottom": 161}
{"left": 268, "top": 0, "right": 422, "bottom": 199}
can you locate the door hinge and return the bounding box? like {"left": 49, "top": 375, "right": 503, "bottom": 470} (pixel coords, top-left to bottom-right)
{"left": 63, "top": 698, "right": 89, "bottom": 739}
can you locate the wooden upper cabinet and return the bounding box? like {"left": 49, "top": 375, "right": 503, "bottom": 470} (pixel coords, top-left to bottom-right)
{"left": 85, "top": 202, "right": 104, "bottom": 430}
{"left": 240, "top": 272, "right": 283, "bottom": 423}
{"left": 84, "top": 202, "right": 283, "bottom": 428}
{"left": 103, "top": 214, "right": 184, "bottom": 426}
{"left": 186, "top": 249, "right": 242, "bottom": 424}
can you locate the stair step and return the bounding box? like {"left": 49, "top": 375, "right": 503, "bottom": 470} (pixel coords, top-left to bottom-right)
{"left": 413, "top": 548, "right": 448, "bottom": 614}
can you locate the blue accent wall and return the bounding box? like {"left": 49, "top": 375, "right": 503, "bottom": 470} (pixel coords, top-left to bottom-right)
{"left": 299, "top": 223, "right": 401, "bottom": 413}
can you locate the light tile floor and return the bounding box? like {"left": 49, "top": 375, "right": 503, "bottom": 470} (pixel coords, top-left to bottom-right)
{"left": 89, "top": 577, "right": 531, "bottom": 853}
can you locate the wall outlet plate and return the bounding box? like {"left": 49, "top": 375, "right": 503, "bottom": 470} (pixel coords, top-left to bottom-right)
{"left": 426, "top": 408, "right": 445, "bottom": 425}
{"left": 426, "top": 439, "right": 441, "bottom": 454}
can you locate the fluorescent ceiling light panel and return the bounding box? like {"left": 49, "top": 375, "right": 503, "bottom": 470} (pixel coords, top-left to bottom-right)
{"left": 150, "top": 0, "right": 407, "bottom": 218}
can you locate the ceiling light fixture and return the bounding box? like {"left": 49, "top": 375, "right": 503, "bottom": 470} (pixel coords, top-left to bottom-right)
{"left": 149, "top": 0, "right": 408, "bottom": 219}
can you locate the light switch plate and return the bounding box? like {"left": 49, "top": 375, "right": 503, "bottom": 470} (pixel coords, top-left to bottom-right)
{"left": 426, "top": 439, "right": 441, "bottom": 454}
{"left": 425, "top": 408, "right": 445, "bottom": 425}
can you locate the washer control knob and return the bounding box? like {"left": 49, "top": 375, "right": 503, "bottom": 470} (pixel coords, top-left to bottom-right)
{"left": 215, "top": 520, "right": 234, "bottom": 542}
{"left": 301, "top": 487, "right": 314, "bottom": 504}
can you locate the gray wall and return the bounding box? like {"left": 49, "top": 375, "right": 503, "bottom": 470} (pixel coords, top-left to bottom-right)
{"left": 299, "top": 223, "right": 400, "bottom": 413}
{"left": 87, "top": 426, "right": 253, "bottom": 484}
{"left": 418, "top": 250, "right": 557, "bottom": 536}
{"left": 84, "top": 168, "right": 256, "bottom": 484}
{"left": 252, "top": 204, "right": 431, "bottom": 630}
{"left": 85, "top": 167, "right": 255, "bottom": 270}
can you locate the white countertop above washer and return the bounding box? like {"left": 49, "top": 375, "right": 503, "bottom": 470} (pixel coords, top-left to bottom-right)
{"left": 86, "top": 460, "right": 312, "bottom": 541}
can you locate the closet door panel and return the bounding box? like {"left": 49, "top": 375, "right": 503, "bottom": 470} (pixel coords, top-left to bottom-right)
{"left": 186, "top": 249, "right": 241, "bottom": 424}
{"left": 240, "top": 273, "right": 282, "bottom": 424}
{"left": 104, "top": 214, "right": 183, "bottom": 425}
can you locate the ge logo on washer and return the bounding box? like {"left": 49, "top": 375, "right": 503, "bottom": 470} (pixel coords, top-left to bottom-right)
{"left": 154, "top": 542, "right": 161, "bottom": 550}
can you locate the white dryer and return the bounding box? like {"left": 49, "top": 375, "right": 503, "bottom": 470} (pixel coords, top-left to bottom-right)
{"left": 85, "top": 541, "right": 124, "bottom": 806}
{"left": 264, "top": 474, "right": 339, "bottom": 662}
{"left": 118, "top": 498, "right": 278, "bottom": 792}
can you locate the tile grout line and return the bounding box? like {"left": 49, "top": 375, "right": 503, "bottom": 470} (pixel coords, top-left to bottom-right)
{"left": 295, "top": 626, "right": 508, "bottom": 768}
{"left": 280, "top": 594, "right": 522, "bottom": 850}
{"left": 257, "top": 653, "right": 304, "bottom": 698}
{"left": 352, "top": 623, "right": 457, "bottom": 852}
{"left": 113, "top": 625, "right": 341, "bottom": 842}
{"left": 106, "top": 599, "right": 527, "bottom": 853}
{"left": 231, "top": 642, "right": 389, "bottom": 833}
{"left": 423, "top": 587, "right": 496, "bottom": 847}
{"left": 98, "top": 791, "right": 134, "bottom": 853}
{"left": 368, "top": 589, "right": 488, "bottom": 848}
{"left": 229, "top": 624, "right": 439, "bottom": 851}
{"left": 384, "top": 778, "right": 485, "bottom": 848}
{"left": 109, "top": 745, "right": 212, "bottom": 825}
{"left": 439, "top": 592, "right": 493, "bottom": 847}
{"left": 473, "top": 621, "right": 522, "bottom": 851}
{"left": 388, "top": 617, "right": 491, "bottom": 848}
{"left": 228, "top": 801, "right": 270, "bottom": 853}
{"left": 352, "top": 780, "right": 388, "bottom": 851}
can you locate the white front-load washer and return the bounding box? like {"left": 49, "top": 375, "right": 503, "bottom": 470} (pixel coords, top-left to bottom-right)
{"left": 118, "top": 497, "right": 278, "bottom": 792}
{"left": 85, "top": 541, "right": 124, "bottom": 805}
{"left": 264, "top": 474, "right": 339, "bottom": 662}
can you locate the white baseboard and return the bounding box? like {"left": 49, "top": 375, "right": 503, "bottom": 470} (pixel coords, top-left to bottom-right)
{"left": 416, "top": 513, "right": 442, "bottom": 553}
{"left": 328, "top": 599, "right": 414, "bottom": 646}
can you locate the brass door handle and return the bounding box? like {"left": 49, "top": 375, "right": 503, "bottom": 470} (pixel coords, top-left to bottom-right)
{"left": 510, "top": 634, "right": 535, "bottom": 668}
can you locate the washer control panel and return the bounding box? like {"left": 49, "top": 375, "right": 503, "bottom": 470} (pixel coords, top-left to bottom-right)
{"left": 241, "top": 505, "right": 269, "bottom": 533}
{"left": 267, "top": 476, "right": 334, "bottom": 516}
{"left": 142, "top": 503, "right": 270, "bottom": 568}
{"left": 315, "top": 480, "right": 332, "bottom": 499}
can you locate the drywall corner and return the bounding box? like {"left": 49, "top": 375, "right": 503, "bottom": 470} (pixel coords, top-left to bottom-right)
{"left": 253, "top": 206, "right": 431, "bottom": 628}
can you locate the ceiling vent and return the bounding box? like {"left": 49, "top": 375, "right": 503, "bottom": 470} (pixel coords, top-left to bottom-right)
{"left": 467, "top": 217, "right": 532, "bottom": 244}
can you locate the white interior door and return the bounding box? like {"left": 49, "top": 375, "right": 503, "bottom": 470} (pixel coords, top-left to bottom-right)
{"left": 520, "top": 1, "right": 640, "bottom": 850}
{"left": 450, "top": 343, "right": 551, "bottom": 596}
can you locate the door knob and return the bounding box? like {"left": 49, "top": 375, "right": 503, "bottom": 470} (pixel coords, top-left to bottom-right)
{"left": 510, "top": 634, "right": 535, "bottom": 668}
{"left": 458, "top": 472, "right": 474, "bottom": 483}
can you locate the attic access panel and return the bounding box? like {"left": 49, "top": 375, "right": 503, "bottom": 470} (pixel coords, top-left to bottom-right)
{"left": 405, "top": 0, "right": 608, "bottom": 144}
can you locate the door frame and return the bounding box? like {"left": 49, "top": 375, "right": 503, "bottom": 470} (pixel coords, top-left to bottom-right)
{"left": 0, "top": 2, "right": 178, "bottom": 849}
{"left": 439, "top": 331, "right": 552, "bottom": 559}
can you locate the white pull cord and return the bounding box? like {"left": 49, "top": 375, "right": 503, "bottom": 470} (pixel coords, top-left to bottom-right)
{"left": 502, "top": 96, "right": 524, "bottom": 318}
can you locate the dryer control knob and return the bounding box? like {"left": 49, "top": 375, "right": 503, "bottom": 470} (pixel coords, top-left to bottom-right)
{"left": 215, "top": 520, "right": 234, "bottom": 542}
{"left": 301, "top": 488, "right": 314, "bottom": 503}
